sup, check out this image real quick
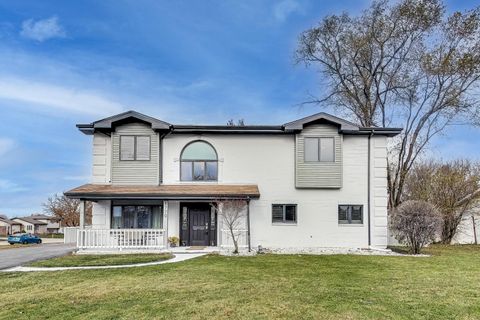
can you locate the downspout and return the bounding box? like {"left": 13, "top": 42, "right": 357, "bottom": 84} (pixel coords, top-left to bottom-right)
{"left": 367, "top": 131, "right": 373, "bottom": 247}
{"left": 247, "top": 198, "right": 251, "bottom": 252}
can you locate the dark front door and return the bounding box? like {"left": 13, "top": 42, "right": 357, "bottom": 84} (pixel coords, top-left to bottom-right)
{"left": 180, "top": 203, "right": 217, "bottom": 247}
{"left": 189, "top": 207, "right": 210, "bottom": 246}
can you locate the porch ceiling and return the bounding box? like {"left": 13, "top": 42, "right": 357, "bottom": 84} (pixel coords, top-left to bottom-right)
{"left": 64, "top": 184, "right": 260, "bottom": 200}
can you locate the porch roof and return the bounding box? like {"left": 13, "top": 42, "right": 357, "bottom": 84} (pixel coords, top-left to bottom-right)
{"left": 64, "top": 184, "right": 260, "bottom": 200}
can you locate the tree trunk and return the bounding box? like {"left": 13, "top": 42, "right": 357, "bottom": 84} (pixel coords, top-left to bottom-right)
{"left": 472, "top": 215, "right": 477, "bottom": 245}
{"left": 229, "top": 228, "right": 239, "bottom": 254}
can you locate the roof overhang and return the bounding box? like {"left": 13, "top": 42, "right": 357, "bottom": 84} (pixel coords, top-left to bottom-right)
{"left": 65, "top": 184, "right": 260, "bottom": 200}
{"left": 77, "top": 110, "right": 171, "bottom": 135}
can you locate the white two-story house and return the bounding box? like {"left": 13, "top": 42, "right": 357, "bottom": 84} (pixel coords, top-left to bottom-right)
{"left": 65, "top": 110, "right": 401, "bottom": 252}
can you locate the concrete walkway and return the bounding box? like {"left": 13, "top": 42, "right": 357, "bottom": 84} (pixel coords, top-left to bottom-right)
{"left": 1, "top": 253, "right": 206, "bottom": 272}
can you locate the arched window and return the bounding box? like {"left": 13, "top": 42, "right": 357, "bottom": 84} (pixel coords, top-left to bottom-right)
{"left": 180, "top": 141, "right": 218, "bottom": 181}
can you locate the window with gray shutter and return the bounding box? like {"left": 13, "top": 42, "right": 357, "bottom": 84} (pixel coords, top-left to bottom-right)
{"left": 120, "top": 136, "right": 135, "bottom": 160}
{"left": 120, "top": 135, "right": 151, "bottom": 161}
{"left": 136, "top": 136, "right": 151, "bottom": 160}
{"left": 304, "top": 137, "right": 335, "bottom": 162}
{"left": 272, "top": 204, "right": 297, "bottom": 224}
{"left": 338, "top": 205, "right": 363, "bottom": 224}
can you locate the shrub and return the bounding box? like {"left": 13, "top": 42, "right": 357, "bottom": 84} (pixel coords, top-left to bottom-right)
{"left": 390, "top": 200, "right": 442, "bottom": 254}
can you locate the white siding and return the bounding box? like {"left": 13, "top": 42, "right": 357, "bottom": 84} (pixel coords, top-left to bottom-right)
{"left": 91, "top": 201, "right": 111, "bottom": 229}
{"left": 92, "top": 133, "right": 111, "bottom": 184}
{"left": 371, "top": 136, "right": 389, "bottom": 248}
{"left": 162, "top": 134, "right": 372, "bottom": 249}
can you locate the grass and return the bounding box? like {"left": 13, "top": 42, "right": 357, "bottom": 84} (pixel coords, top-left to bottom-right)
{"left": 28, "top": 253, "right": 173, "bottom": 267}
{"left": 0, "top": 245, "right": 479, "bottom": 319}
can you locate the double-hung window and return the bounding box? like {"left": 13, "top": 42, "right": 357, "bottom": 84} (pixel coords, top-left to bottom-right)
{"left": 272, "top": 204, "right": 297, "bottom": 224}
{"left": 338, "top": 205, "right": 363, "bottom": 224}
{"left": 120, "top": 136, "right": 151, "bottom": 161}
{"left": 304, "top": 137, "right": 335, "bottom": 162}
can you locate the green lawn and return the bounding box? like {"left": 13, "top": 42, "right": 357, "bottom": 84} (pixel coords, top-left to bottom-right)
{"left": 28, "top": 253, "right": 173, "bottom": 267}
{"left": 1, "top": 245, "right": 479, "bottom": 319}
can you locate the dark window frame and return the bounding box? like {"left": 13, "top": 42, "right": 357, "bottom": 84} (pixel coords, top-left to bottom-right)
{"left": 119, "top": 135, "right": 151, "bottom": 161}
{"left": 272, "top": 204, "right": 297, "bottom": 224}
{"left": 180, "top": 140, "right": 218, "bottom": 181}
{"left": 304, "top": 136, "right": 335, "bottom": 163}
{"left": 338, "top": 205, "right": 363, "bottom": 224}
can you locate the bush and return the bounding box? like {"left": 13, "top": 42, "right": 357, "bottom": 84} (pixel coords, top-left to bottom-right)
{"left": 390, "top": 200, "right": 442, "bottom": 254}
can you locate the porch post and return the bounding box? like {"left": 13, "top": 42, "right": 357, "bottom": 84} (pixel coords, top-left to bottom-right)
{"left": 246, "top": 198, "right": 251, "bottom": 252}
{"left": 79, "top": 199, "right": 86, "bottom": 229}
{"left": 163, "top": 201, "right": 169, "bottom": 248}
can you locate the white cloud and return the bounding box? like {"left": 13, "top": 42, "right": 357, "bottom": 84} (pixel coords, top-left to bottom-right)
{"left": 0, "top": 179, "right": 27, "bottom": 193}
{"left": 273, "top": 0, "right": 301, "bottom": 22}
{"left": 0, "top": 138, "right": 14, "bottom": 157}
{"left": 0, "top": 76, "right": 124, "bottom": 116}
{"left": 20, "top": 16, "right": 66, "bottom": 42}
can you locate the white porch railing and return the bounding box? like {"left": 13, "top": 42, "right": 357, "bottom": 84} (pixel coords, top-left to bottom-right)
{"left": 77, "top": 229, "right": 166, "bottom": 250}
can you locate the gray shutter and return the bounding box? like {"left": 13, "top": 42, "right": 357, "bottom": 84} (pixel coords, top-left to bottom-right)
{"left": 304, "top": 137, "right": 319, "bottom": 162}
{"left": 136, "top": 136, "right": 151, "bottom": 160}
{"left": 319, "top": 137, "right": 334, "bottom": 162}
{"left": 120, "top": 136, "right": 135, "bottom": 160}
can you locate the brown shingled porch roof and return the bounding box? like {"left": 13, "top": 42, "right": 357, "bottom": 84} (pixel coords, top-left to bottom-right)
{"left": 64, "top": 184, "right": 260, "bottom": 200}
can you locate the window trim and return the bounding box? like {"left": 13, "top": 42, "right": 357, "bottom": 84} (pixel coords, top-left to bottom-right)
{"left": 338, "top": 204, "right": 364, "bottom": 225}
{"left": 304, "top": 136, "right": 335, "bottom": 163}
{"left": 272, "top": 204, "right": 297, "bottom": 225}
{"left": 180, "top": 140, "right": 218, "bottom": 181}
{"left": 119, "top": 135, "right": 151, "bottom": 161}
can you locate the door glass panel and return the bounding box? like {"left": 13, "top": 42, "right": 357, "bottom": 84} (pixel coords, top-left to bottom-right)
{"left": 182, "top": 207, "right": 188, "bottom": 230}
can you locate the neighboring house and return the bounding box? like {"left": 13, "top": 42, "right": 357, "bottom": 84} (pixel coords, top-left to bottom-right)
{"left": 28, "top": 214, "right": 61, "bottom": 234}
{"left": 452, "top": 205, "right": 480, "bottom": 244}
{"left": 65, "top": 110, "right": 401, "bottom": 252}
{"left": 12, "top": 217, "right": 47, "bottom": 235}
{"left": 0, "top": 215, "right": 22, "bottom": 235}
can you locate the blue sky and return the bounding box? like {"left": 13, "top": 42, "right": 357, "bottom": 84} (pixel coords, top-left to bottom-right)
{"left": 0, "top": 0, "right": 479, "bottom": 217}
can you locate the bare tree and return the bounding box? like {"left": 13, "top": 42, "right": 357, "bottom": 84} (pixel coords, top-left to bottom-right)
{"left": 404, "top": 160, "right": 480, "bottom": 243}
{"left": 390, "top": 200, "right": 442, "bottom": 254}
{"left": 296, "top": 0, "right": 480, "bottom": 208}
{"left": 212, "top": 199, "right": 247, "bottom": 254}
{"left": 227, "top": 119, "right": 246, "bottom": 126}
{"left": 43, "top": 194, "right": 92, "bottom": 227}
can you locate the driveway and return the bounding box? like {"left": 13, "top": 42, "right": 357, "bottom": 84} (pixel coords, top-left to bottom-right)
{"left": 0, "top": 243, "right": 75, "bottom": 270}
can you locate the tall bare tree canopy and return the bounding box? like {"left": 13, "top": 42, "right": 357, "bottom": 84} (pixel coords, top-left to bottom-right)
{"left": 296, "top": 0, "right": 480, "bottom": 207}
{"left": 404, "top": 159, "right": 480, "bottom": 243}
{"left": 43, "top": 194, "right": 92, "bottom": 227}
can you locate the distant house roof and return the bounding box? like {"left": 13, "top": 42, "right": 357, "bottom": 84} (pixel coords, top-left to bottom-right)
{"left": 29, "top": 214, "right": 60, "bottom": 221}
{"left": 77, "top": 110, "right": 402, "bottom": 137}
{"left": 12, "top": 217, "right": 48, "bottom": 225}
{"left": 0, "top": 215, "right": 21, "bottom": 225}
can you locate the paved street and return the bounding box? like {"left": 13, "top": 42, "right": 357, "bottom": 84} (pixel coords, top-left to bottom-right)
{"left": 0, "top": 243, "right": 75, "bottom": 270}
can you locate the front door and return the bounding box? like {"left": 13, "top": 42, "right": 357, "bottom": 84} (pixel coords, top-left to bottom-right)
{"left": 180, "top": 203, "right": 216, "bottom": 247}
{"left": 189, "top": 207, "right": 210, "bottom": 246}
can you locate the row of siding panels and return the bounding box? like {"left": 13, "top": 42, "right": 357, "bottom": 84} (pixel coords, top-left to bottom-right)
{"left": 111, "top": 123, "right": 159, "bottom": 185}
{"left": 295, "top": 124, "right": 343, "bottom": 188}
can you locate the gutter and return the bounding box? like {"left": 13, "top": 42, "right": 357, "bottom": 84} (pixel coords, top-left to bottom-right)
{"left": 367, "top": 131, "right": 373, "bottom": 247}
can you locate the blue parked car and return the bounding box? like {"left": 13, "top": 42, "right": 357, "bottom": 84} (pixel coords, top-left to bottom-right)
{"left": 8, "top": 233, "right": 42, "bottom": 245}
